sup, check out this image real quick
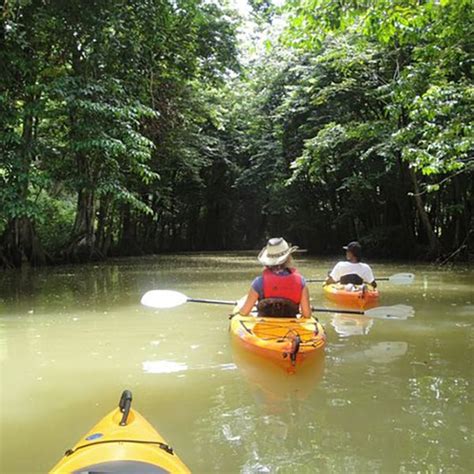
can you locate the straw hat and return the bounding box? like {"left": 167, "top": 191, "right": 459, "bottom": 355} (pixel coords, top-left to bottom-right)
{"left": 258, "top": 238, "right": 299, "bottom": 266}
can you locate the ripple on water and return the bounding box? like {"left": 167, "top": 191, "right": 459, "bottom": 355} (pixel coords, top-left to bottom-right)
{"left": 222, "top": 424, "right": 242, "bottom": 442}
{"left": 328, "top": 398, "right": 352, "bottom": 407}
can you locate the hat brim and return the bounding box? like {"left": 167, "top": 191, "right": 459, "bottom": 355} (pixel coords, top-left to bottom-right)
{"left": 343, "top": 246, "right": 348, "bottom": 250}
{"left": 258, "top": 246, "right": 299, "bottom": 266}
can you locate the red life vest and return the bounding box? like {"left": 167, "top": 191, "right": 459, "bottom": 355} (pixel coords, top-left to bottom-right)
{"left": 262, "top": 268, "right": 303, "bottom": 305}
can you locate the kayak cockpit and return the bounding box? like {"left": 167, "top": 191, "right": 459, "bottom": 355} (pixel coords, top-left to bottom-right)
{"left": 73, "top": 460, "right": 170, "bottom": 473}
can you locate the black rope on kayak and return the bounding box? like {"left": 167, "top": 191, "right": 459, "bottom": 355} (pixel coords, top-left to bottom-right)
{"left": 64, "top": 439, "right": 174, "bottom": 457}
{"left": 244, "top": 321, "right": 318, "bottom": 333}
{"left": 248, "top": 324, "right": 318, "bottom": 343}
{"left": 262, "top": 319, "right": 318, "bottom": 326}
{"left": 239, "top": 320, "right": 302, "bottom": 337}
{"left": 237, "top": 320, "right": 322, "bottom": 358}
{"left": 239, "top": 320, "right": 254, "bottom": 335}
{"left": 259, "top": 332, "right": 316, "bottom": 344}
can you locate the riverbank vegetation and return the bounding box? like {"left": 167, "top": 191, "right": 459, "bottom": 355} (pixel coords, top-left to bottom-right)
{"left": 1, "top": 0, "right": 472, "bottom": 267}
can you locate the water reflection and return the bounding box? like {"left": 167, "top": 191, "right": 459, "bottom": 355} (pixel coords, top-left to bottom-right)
{"left": 231, "top": 342, "right": 325, "bottom": 411}
{"left": 331, "top": 315, "right": 374, "bottom": 337}
{"left": 0, "top": 255, "right": 259, "bottom": 314}
{"left": 142, "top": 360, "right": 188, "bottom": 374}
{"left": 330, "top": 340, "right": 409, "bottom": 366}
{"left": 142, "top": 360, "right": 236, "bottom": 374}
{"left": 192, "top": 381, "right": 324, "bottom": 473}
{"left": 363, "top": 341, "right": 408, "bottom": 363}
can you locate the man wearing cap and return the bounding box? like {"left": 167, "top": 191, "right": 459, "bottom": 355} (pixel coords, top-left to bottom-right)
{"left": 238, "top": 237, "right": 312, "bottom": 318}
{"left": 325, "top": 241, "right": 377, "bottom": 287}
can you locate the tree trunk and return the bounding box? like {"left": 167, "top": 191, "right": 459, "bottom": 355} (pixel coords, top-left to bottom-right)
{"left": 408, "top": 167, "right": 442, "bottom": 256}
{"left": 96, "top": 195, "right": 112, "bottom": 256}
{"left": 67, "top": 187, "right": 97, "bottom": 260}
{"left": 1, "top": 97, "right": 47, "bottom": 267}
{"left": 1, "top": 218, "right": 47, "bottom": 267}
{"left": 119, "top": 205, "right": 142, "bottom": 255}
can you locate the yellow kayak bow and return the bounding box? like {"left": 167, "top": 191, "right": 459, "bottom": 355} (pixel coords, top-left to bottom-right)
{"left": 50, "top": 390, "right": 190, "bottom": 473}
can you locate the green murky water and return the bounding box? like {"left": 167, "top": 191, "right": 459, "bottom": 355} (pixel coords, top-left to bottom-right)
{"left": 0, "top": 254, "right": 472, "bottom": 473}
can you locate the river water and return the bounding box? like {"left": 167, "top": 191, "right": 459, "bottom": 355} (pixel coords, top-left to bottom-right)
{"left": 0, "top": 253, "right": 472, "bottom": 473}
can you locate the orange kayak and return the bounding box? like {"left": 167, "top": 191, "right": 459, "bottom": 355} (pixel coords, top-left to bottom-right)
{"left": 230, "top": 313, "right": 326, "bottom": 373}
{"left": 323, "top": 283, "right": 379, "bottom": 308}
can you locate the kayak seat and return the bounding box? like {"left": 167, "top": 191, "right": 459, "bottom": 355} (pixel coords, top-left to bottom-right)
{"left": 257, "top": 298, "right": 299, "bottom": 317}
{"left": 74, "top": 460, "right": 169, "bottom": 474}
{"left": 340, "top": 273, "right": 364, "bottom": 285}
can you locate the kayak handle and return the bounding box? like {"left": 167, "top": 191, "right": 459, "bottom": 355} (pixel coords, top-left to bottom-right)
{"left": 119, "top": 390, "right": 133, "bottom": 426}
{"left": 290, "top": 335, "right": 301, "bottom": 366}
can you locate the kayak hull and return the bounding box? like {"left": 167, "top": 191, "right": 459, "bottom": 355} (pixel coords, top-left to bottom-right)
{"left": 230, "top": 313, "right": 326, "bottom": 373}
{"left": 232, "top": 339, "right": 325, "bottom": 405}
{"left": 323, "top": 283, "right": 379, "bottom": 308}
{"left": 50, "top": 403, "right": 190, "bottom": 473}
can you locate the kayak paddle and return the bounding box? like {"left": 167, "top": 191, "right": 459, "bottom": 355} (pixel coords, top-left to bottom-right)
{"left": 141, "top": 290, "right": 237, "bottom": 308}
{"left": 141, "top": 290, "right": 414, "bottom": 320}
{"left": 307, "top": 272, "right": 415, "bottom": 284}
{"left": 311, "top": 304, "right": 414, "bottom": 320}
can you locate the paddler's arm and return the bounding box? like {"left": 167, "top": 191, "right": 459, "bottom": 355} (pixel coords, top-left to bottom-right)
{"left": 325, "top": 264, "right": 340, "bottom": 285}
{"left": 300, "top": 286, "right": 312, "bottom": 318}
{"left": 238, "top": 288, "right": 259, "bottom": 316}
{"left": 366, "top": 266, "right": 377, "bottom": 288}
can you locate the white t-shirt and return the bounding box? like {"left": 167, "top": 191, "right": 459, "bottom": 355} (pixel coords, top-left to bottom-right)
{"left": 329, "top": 261, "right": 375, "bottom": 283}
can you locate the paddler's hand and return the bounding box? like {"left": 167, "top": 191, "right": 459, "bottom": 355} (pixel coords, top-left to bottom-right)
{"left": 228, "top": 309, "right": 241, "bottom": 319}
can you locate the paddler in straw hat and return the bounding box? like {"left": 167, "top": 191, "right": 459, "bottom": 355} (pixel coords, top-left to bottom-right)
{"left": 238, "top": 237, "right": 312, "bottom": 318}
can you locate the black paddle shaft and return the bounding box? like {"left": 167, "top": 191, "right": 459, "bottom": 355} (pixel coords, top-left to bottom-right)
{"left": 311, "top": 306, "right": 364, "bottom": 315}
{"left": 307, "top": 277, "right": 389, "bottom": 283}
{"left": 187, "top": 298, "right": 365, "bottom": 315}
{"left": 187, "top": 297, "right": 237, "bottom": 306}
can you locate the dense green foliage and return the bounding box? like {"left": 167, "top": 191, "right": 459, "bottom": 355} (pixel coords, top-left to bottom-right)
{"left": 1, "top": 0, "right": 472, "bottom": 266}
{"left": 232, "top": 0, "right": 473, "bottom": 259}
{"left": 0, "top": 0, "right": 239, "bottom": 264}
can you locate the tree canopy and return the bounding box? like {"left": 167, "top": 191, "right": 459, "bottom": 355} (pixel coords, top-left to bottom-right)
{"left": 1, "top": 0, "right": 472, "bottom": 266}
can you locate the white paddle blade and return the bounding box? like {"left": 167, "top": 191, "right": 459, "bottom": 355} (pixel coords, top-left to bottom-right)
{"left": 141, "top": 290, "right": 188, "bottom": 309}
{"left": 365, "top": 304, "right": 415, "bottom": 320}
{"left": 388, "top": 273, "right": 415, "bottom": 285}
